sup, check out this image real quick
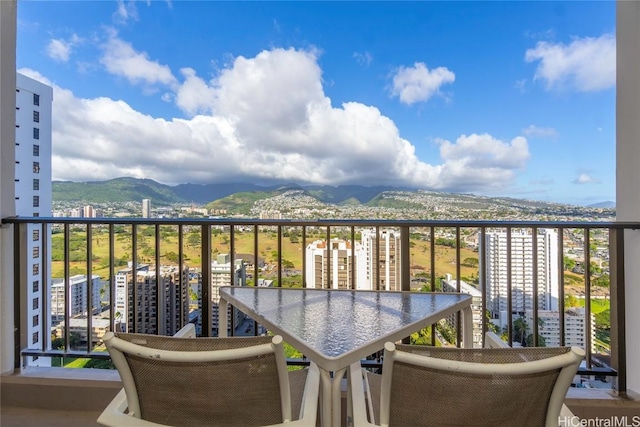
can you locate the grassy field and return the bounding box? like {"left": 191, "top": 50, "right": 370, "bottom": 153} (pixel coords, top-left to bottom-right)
{"left": 50, "top": 225, "right": 595, "bottom": 295}
{"left": 50, "top": 226, "right": 481, "bottom": 285}
{"left": 573, "top": 297, "right": 610, "bottom": 314}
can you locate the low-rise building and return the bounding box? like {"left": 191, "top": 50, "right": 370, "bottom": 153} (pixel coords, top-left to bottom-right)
{"left": 442, "top": 274, "right": 483, "bottom": 348}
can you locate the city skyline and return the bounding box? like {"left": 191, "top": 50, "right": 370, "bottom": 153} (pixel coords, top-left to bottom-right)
{"left": 17, "top": 1, "right": 615, "bottom": 206}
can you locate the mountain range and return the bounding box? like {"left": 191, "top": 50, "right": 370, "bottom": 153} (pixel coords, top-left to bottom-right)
{"left": 52, "top": 177, "right": 615, "bottom": 215}
{"left": 52, "top": 177, "right": 411, "bottom": 205}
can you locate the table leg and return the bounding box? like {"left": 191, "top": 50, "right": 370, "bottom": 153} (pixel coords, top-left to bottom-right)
{"left": 319, "top": 367, "right": 348, "bottom": 427}
{"left": 219, "top": 298, "right": 228, "bottom": 338}
{"left": 462, "top": 305, "right": 473, "bottom": 348}
{"left": 332, "top": 368, "right": 347, "bottom": 427}
{"left": 319, "top": 369, "right": 332, "bottom": 427}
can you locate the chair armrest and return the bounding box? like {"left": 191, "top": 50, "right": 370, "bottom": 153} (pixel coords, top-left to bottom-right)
{"left": 97, "top": 389, "right": 164, "bottom": 427}
{"left": 173, "top": 323, "right": 196, "bottom": 338}
{"left": 485, "top": 332, "right": 509, "bottom": 348}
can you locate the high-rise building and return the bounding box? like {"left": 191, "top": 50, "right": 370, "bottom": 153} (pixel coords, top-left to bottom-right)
{"left": 526, "top": 308, "right": 596, "bottom": 353}
{"left": 51, "top": 275, "right": 102, "bottom": 324}
{"left": 305, "top": 239, "right": 361, "bottom": 289}
{"left": 303, "top": 230, "right": 401, "bottom": 291}
{"left": 483, "top": 229, "right": 559, "bottom": 322}
{"left": 114, "top": 264, "right": 189, "bottom": 336}
{"left": 15, "top": 73, "right": 53, "bottom": 366}
{"left": 82, "top": 205, "right": 95, "bottom": 218}
{"left": 360, "top": 229, "right": 401, "bottom": 291}
{"left": 198, "top": 254, "right": 247, "bottom": 336}
{"left": 142, "top": 199, "right": 151, "bottom": 218}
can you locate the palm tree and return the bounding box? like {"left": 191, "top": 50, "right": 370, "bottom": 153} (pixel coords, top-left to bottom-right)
{"left": 513, "top": 316, "right": 528, "bottom": 346}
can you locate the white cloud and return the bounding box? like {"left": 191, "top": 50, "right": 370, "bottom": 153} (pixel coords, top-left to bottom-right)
{"left": 46, "top": 34, "right": 82, "bottom": 62}
{"left": 390, "top": 62, "right": 455, "bottom": 105}
{"left": 353, "top": 51, "right": 373, "bottom": 67}
{"left": 100, "top": 30, "right": 177, "bottom": 87}
{"left": 25, "top": 47, "right": 528, "bottom": 192}
{"left": 114, "top": 1, "right": 138, "bottom": 24}
{"left": 522, "top": 125, "right": 558, "bottom": 139}
{"left": 525, "top": 33, "right": 615, "bottom": 92}
{"left": 572, "top": 174, "right": 600, "bottom": 185}
{"left": 435, "top": 134, "right": 530, "bottom": 190}
{"left": 46, "top": 39, "right": 71, "bottom": 62}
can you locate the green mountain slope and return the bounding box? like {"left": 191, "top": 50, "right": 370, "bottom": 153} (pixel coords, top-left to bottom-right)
{"left": 53, "top": 178, "right": 184, "bottom": 204}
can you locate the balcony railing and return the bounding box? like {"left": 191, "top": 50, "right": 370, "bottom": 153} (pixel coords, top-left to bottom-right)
{"left": 2, "top": 216, "right": 636, "bottom": 395}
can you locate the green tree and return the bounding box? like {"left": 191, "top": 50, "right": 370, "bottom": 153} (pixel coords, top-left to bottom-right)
{"left": 462, "top": 257, "right": 479, "bottom": 268}
{"left": 526, "top": 334, "right": 546, "bottom": 347}
{"left": 281, "top": 259, "right": 295, "bottom": 269}
{"left": 564, "top": 256, "right": 576, "bottom": 271}
{"left": 485, "top": 310, "right": 499, "bottom": 333}
{"left": 187, "top": 233, "right": 201, "bottom": 248}
{"left": 165, "top": 251, "right": 180, "bottom": 263}
{"left": 84, "top": 359, "right": 115, "bottom": 369}
{"left": 592, "top": 274, "right": 610, "bottom": 288}
{"left": 513, "top": 317, "right": 528, "bottom": 346}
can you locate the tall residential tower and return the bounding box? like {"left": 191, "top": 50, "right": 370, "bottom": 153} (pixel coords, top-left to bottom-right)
{"left": 483, "top": 229, "right": 559, "bottom": 326}
{"left": 15, "top": 73, "right": 53, "bottom": 366}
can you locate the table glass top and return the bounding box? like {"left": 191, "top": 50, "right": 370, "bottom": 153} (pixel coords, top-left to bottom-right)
{"left": 220, "top": 286, "right": 470, "bottom": 362}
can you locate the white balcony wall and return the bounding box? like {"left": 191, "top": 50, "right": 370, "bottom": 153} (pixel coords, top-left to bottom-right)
{"left": 0, "top": 0, "right": 17, "bottom": 374}
{"left": 616, "top": 0, "right": 640, "bottom": 397}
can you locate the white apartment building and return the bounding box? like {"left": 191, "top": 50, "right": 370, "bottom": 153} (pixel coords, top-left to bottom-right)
{"left": 199, "top": 254, "right": 247, "bottom": 336}
{"left": 82, "top": 205, "right": 95, "bottom": 218}
{"left": 54, "top": 318, "right": 110, "bottom": 346}
{"left": 526, "top": 308, "right": 596, "bottom": 353}
{"left": 442, "top": 274, "right": 483, "bottom": 348}
{"left": 114, "top": 264, "right": 189, "bottom": 336}
{"left": 142, "top": 198, "right": 151, "bottom": 218}
{"left": 15, "top": 73, "right": 53, "bottom": 366}
{"left": 259, "top": 210, "right": 282, "bottom": 219}
{"left": 360, "top": 229, "right": 401, "bottom": 291}
{"left": 50, "top": 275, "right": 102, "bottom": 324}
{"left": 305, "top": 239, "right": 362, "bottom": 289}
{"left": 483, "top": 229, "right": 559, "bottom": 319}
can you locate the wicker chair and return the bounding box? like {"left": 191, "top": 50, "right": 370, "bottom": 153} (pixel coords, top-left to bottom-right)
{"left": 97, "top": 330, "right": 319, "bottom": 427}
{"left": 348, "top": 338, "right": 584, "bottom": 427}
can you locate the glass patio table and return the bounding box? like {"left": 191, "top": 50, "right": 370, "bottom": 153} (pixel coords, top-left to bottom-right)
{"left": 218, "top": 286, "right": 473, "bottom": 427}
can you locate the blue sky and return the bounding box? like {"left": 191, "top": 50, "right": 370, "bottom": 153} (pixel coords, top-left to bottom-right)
{"left": 17, "top": 1, "right": 616, "bottom": 206}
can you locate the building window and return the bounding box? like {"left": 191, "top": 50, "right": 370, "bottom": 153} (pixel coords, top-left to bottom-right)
{"left": 33, "top": 315, "right": 39, "bottom": 327}
{"left": 33, "top": 144, "right": 39, "bottom": 156}
{"left": 33, "top": 93, "right": 39, "bottom": 106}
{"left": 33, "top": 196, "right": 39, "bottom": 207}
{"left": 33, "top": 229, "right": 39, "bottom": 241}
{"left": 33, "top": 162, "right": 39, "bottom": 173}
{"left": 33, "top": 264, "right": 39, "bottom": 275}
{"left": 33, "top": 110, "right": 39, "bottom": 123}
{"left": 33, "top": 213, "right": 39, "bottom": 217}
{"left": 33, "top": 246, "right": 39, "bottom": 259}
{"left": 33, "top": 128, "right": 39, "bottom": 140}
{"left": 33, "top": 178, "right": 39, "bottom": 190}
{"left": 32, "top": 332, "right": 39, "bottom": 345}
{"left": 33, "top": 280, "right": 39, "bottom": 293}
{"left": 33, "top": 298, "right": 39, "bottom": 310}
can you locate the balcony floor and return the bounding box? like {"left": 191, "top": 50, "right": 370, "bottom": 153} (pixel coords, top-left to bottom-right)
{"left": 0, "top": 406, "right": 102, "bottom": 427}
